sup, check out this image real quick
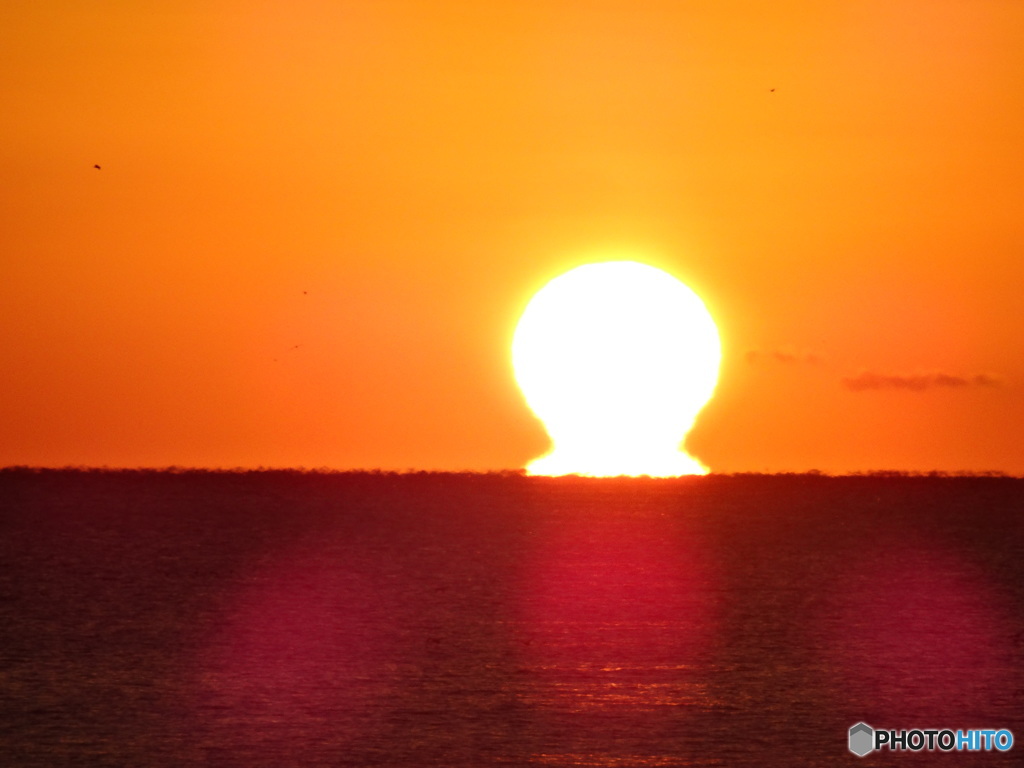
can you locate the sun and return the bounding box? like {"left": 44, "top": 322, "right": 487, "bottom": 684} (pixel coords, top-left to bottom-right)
{"left": 512, "top": 260, "right": 721, "bottom": 477}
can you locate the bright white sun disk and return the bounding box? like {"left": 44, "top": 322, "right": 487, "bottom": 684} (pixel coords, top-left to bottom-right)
{"left": 512, "top": 261, "right": 721, "bottom": 477}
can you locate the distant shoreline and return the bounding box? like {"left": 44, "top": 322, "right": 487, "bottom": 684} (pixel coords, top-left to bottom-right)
{"left": 1, "top": 466, "right": 1019, "bottom": 480}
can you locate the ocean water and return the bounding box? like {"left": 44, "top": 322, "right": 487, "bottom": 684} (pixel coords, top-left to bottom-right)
{"left": 1, "top": 470, "right": 1023, "bottom": 767}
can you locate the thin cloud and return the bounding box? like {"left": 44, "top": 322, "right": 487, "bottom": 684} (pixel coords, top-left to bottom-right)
{"left": 842, "top": 371, "right": 1001, "bottom": 392}
{"left": 745, "top": 348, "right": 821, "bottom": 365}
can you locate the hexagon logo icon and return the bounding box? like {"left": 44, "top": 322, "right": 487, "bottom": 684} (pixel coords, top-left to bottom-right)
{"left": 849, "top": 722, "right": 874, "bottom": 757}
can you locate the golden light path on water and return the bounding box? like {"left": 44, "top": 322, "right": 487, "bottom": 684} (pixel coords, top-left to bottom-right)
{"left": 512, "top": 261, "right": 721, "bottom": 477}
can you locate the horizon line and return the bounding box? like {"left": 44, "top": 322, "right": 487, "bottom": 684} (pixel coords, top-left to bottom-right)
{"left": 1, "top": 466, "right": 1019, "bottom": 479}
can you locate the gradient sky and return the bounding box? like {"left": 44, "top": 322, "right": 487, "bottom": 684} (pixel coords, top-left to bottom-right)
{"left": 3, "top": 1, "right": 1023, "bottom": 473}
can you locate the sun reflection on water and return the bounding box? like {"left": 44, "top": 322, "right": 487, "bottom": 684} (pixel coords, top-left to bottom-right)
{"left": 513, "top": 499, "right": 721, "bottom": 755}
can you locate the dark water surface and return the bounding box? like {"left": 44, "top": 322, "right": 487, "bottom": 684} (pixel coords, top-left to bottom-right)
{"left": 2, "top": 470, "right": 1023, "bottom": 766}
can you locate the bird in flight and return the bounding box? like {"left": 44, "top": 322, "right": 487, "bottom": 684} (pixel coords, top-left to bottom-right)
{"left": 769, "top": 88, "right": 776, "bottom": 93}
{"left": 93, "top": 164, "right": 101, "bottom": 169}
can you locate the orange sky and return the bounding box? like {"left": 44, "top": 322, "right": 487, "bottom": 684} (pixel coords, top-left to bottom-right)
{"left": 3, "top": 0, "right": 1023, "bottom": 473}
